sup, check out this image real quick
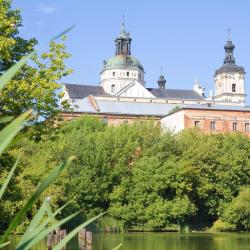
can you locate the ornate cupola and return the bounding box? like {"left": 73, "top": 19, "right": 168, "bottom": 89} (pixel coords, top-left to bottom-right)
{"left": 115, "top": 22, "right": 132, "bottom": 55}
{"left": 214, "top": 30, "right": 246, "bottom": 105}
{"left": 157, "top": 74, "right": 166, "bottom": 89}
{"left": 223, "top": 39, "right": 235, "bottom": 64}
{"left": 100, "top": 21, "right": 145, "bottom": 95}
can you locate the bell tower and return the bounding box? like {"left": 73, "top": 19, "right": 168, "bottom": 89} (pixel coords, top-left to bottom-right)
{"left": 115, "top": 21, "right": 132, "bottom": 55}
{"left": 214, "top": 30, "right": 246, "bottom": 105}
{"left": 100, "top": 21, "right": 145, "bottom": 95}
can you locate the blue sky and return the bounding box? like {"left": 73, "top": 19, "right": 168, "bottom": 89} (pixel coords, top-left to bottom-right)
{"left": 13, "top": 0, "right": 250, "bottom": 102}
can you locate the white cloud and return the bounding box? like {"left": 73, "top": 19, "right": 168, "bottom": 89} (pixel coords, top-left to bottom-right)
{"left": 37, "top": 4, "right": 56, "bottom": 14}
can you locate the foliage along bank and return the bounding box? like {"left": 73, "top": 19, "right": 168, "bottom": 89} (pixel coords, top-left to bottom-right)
{"left": 1, "top": 116, "right": 250, "bottom": 233}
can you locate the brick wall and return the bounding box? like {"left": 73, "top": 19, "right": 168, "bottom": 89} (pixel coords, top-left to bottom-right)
{"left": 184, "top": 109, "right": 250, "bottom": 135}
{"left": 62, "top": 112, "right": 161, "bottom": 126}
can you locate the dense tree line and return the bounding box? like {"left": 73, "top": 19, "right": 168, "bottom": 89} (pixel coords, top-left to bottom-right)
{"left": 1, "top": 116, "right": 250, "bottom": 233}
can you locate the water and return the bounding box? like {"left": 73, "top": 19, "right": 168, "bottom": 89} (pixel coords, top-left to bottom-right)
{"left": 5, "top": 232, "right": 250, "bottom": 250}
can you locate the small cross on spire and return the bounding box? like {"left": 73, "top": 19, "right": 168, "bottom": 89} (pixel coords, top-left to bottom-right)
{"left": 122, "top": 15, "right": 125, "bottom": 26}
{"left": 227, "top": 28, "right": 231, "bottom": 41}
{"left": 120, "top": 15, "right": 126, "bottom": 34}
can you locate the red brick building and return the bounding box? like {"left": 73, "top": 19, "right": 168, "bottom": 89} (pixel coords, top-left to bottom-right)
{"left": 161, "top": 105, "right": 250, "bottom": 135}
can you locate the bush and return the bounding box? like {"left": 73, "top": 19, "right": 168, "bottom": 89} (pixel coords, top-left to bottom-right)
{"left": 222, "top": 187, "right": 250, "bottom": 231}
{"left": 210, "top": 219, "right": 236, "bottom": 232}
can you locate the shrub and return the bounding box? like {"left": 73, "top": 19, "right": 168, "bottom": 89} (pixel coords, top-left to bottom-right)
{"left": 210, "top": 219, "right": 236, "bottom": 232}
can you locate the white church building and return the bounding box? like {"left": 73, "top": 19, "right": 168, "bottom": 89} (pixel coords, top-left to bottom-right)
{"left": 62, "top": 23, "right": 248, "bottom": 126}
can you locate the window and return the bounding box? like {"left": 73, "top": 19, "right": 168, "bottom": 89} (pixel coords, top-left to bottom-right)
{"left": 210, "top": 121, "right": 216, "bottom": 130}
{"left": 194, "top": 121, "right": 200, "bottom": 127}
{"left": 232, "top": 84, "right": 236, "bottom": 92}
{"left": 139, "top": 73, "right": 141, "bottom": 79}
{"left": 111, "top": 84, "right": 115, "bottom": 94}
{"left": 126, "top": 71, "right": 129, "bottom": 77}
{"left": 245, "top": 123, "right": 250, "bottom": 132}
{"left": 233, "top": 122, "right": 237, "bottom": 131}
{"left": 112, "top": 72, "right": 115, "bottom": 77}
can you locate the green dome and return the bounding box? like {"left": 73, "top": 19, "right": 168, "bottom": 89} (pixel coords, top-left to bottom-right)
{"left": 102, "top": 55, "right": 144, "bottom": 72}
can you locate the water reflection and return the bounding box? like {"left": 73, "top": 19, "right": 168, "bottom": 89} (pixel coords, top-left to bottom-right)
{"left": 93, "top": 232, "right": 250, "bottom": 250}
{"left": 4, "top": 232, "right": 250, "bottom": 250}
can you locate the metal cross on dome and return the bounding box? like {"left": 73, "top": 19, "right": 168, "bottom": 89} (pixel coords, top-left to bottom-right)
{"left": 227, "top": 28, "right": 231, "bottom": 40}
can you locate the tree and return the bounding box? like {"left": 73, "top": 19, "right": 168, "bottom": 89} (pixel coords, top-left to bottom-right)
{"left": 109, "top": 132, "right": 197, "bottom": 230}
{"left": 0, "top": 1, "right": 72, "bottom": 123}
{"left": 0, "top": 0, "right": 37, "bottom": 72}
{"left": 223, "top": 187, "right": 250, "bottom": 231}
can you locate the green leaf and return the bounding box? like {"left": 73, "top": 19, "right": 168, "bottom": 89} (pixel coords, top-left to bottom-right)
{"left": 0, "top": 158, "right": 72, "bottom": 246}
{"left": 0, "top": 51, "right": 35, "bottom": 91}
{"left": 19, "top": 199, "right": 53, "bottom": 245}
{"left": 50, "top": 25, "right": 75, "bottom": 42}
{"left": 0, "top": 110, "right": 31, "bottom": 157}
{"left": 16, "top": 210, "right": 82, "bottom": 250}
{"left": 53, "top": 212, "right": 106, "bottom": 250}
{"left": 53, "top": 200, "right": 72, "bottom": 217}
{"left": 0, "top": 116, "right": 14, "bottom": 124}
{"left": 0, "top": 158, "right": 19, "bottom": 199}
{"left": 0, "top": 241, "right": 10, "bottom": 249}
{"left": 19, "top": 200, "right": 72, "bottom": 245}
{"left": 112, "top": 243, "right": 123, "bottom": 250}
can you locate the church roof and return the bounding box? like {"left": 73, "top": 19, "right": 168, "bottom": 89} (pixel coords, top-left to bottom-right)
{"left": 64, "top": 83, "right": 205, "bottom": 100}
{"left": 183, "top": 104, "right": 250, "bottom": 112}
{"left": 64, "top": 84, "right": 109, "bottom": 99}
{"left": 147, "top": 88, "right": 205, "bottom": 100}
{"left": 214, "top": 63, "right": 245, "bottom": 76}
{"left": 102, "top": 55, "right": 144, "bottom": 72}
{"left": 72, "top": 98, "right": 181, "bottom": 116}
{"left": 214, "top": 38, "right": 245, "bottom": 76}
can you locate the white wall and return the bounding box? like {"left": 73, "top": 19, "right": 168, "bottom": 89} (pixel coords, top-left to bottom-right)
{"left": 214, "top": 72, "right": 245, "bottom": 104}
{"left": 117, "top": 81, "right": 155, "bottom": 98}
{"left": 161, "top": 110, "right": 185, "bottom": 133}
{"left": 100, "top": 68, "right": 145, "bottom": 95}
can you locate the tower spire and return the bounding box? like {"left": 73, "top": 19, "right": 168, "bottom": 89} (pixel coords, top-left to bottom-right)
{"left": 157, "top": 67, "right": 166, "bottom": 89}
{"left": 227, "top": 28, "right": 231, "bottom": 41}
{"left": 121, "top": 15, "right": 125, "bottom": 34}
{"left": 224, "top": 29, "right": 235, "bottom": 64}
{"left": 115, "top": 19, "right": 132, "bottom": 55}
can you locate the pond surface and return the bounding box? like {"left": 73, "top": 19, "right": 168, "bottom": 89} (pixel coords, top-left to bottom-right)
{"left": 5, "top": 232, "right": 250, "bottom": 250}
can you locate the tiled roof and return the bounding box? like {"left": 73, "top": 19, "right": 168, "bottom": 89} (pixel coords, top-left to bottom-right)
{"left": 214, "top": 64, "right": 245, "bottom": 76}
{"left": 64, "top": 83, "right": 205, "bottom": 101}
{"left": 147, "top": 88, "right": 205, "bottom": 100}
{"left": 64, "top": 84, "right": 109, "bottom": 99}
{"left": 184, "top": 104, "right": 250, "bottom": 112}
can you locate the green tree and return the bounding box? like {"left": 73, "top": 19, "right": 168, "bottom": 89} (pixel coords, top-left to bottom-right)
{"left": 178, "top": 129, "right": 250, "bottom": 223}
{"left": 0, "top": 0, "right": 72, "bottom": 123}
{"left": 109, "top": 132, "right": 197, "bottom": 230}
{"left": 223, "top": 187, "right": 250, "bottom": 231}
{"left": 0, "top": 0, "right": 36, "bottom": 72}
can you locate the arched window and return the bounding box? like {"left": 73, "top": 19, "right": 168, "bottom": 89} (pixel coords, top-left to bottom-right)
{"left": 111, "top": 84, "right": 115, "bottom": 94}
{"left": 232, "top": 84, "right": 236, "bottom": 92}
